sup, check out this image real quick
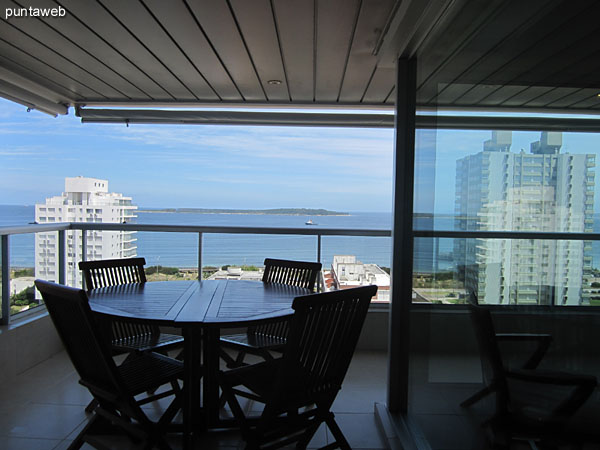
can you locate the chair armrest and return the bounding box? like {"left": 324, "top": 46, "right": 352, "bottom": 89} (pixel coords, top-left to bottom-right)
{"left": 506, "top": 368, "right": 597, "bottom": 420}
{"left": 220, "top": 358, "right": 283, "bottom": 386}
{"left": 507, "top": 368, "right": 597, "bottom": 387}
{"left": 495, "top": 333, "right": 552, "bottom": 341}
{"left": 496, "top": 333, "right": 552, "bottom": 370}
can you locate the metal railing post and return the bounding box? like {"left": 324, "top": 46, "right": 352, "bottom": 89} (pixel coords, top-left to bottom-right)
{"left": 1, "top": 235, "right": 10, "bottom": 325}
{"left": 81, "top": 230, "right": 87, "bottom": 289}
{"left": 58, "top": 230, "right": 66, "bottom": 285}
{"left": 317, "top": 234, "right": 322, "bottom": 291}
{"left": 198, "top": 232, "right": 203, "bottom": 280}
{"left": 317, "top": 234, "right": 322, "bottom": 263}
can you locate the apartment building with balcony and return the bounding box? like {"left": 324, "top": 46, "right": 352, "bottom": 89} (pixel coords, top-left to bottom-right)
{"left": 329, "top": 255, "right": 390, "bottom": 302}
{"left": 455, "top": 132, "right": 595, "bottom": 305}
{"left": 35, "top": 177, "right": 138, "bottom": 287}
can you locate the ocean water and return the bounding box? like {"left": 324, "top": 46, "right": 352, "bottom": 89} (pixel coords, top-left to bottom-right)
{"left": 3, "top": 205, "right": 598, "bottom": 272}
{"left": 0, "top": 205, "right": 395, "bottom": 270}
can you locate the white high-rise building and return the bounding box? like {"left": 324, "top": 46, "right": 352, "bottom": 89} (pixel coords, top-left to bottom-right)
{"left": 455, "top": 132, "right": 595, "bottom": 305}
{"left": 35, "top": 177, "right": 138, "bottom": 287}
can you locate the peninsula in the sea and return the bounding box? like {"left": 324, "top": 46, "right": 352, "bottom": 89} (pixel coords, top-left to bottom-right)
{"left": 138, "top": 207, "right": 349, "bottom": 216}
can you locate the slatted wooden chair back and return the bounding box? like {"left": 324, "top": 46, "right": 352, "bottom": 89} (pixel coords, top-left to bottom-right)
{"left": 262, "top": 258, "right": 321, "bottom": 291}
{"left": 79, "top": 258, "right": 156, "bottom": 345}
{"left": 268, "top": 285, "right": 377, "bottom": 413}
{"left": 79, "top": 257, "right": 147, "bottom": 289}
{"left": 34, "top": 280, "right": 125, "bottom": 398}
{"left": 252, "top": 259, "right": 322, "bottom": 341}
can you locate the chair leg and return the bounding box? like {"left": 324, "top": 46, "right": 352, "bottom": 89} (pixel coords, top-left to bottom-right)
{"left": 461, "top": 385, "right": 494, "bottom": 407}
{"left": 295, "top": 421, "right": 320, "bottom": 449}
{"left": 325, "top": 413, "right": 351, "bottom": 450}
{"left": 219, "top": 348, "right": 239, "bottom": 368}
{"left": 85, "top": 398, "right": 99, "bottom": 413}
{"left": 234, "top": 350, "right": 248, "bottom": 367}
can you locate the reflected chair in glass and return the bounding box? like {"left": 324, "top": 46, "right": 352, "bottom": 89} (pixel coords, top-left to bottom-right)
{"left": 461, "top": 294, "right": 553, "bottom": 408}
{"left": 219, "top": 285, "right": 377, "bottom": 450}
{"left": 219, "top": 258, "right": 322, "bottom": 368}
{"left": 79, "top": 257, "right": 184, "bottom": 412}
{"left": 35, "top": 280, "right": 183, "bottom": 450}
{"left": 468, "top": 301, "right": 597, "bottom": 447}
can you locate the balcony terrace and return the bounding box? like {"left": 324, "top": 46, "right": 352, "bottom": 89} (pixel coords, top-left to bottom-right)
{"left": 0, "top": 347, "right": 388, "bottom": 450}
{"left": 3, "top": 0, "right": 600, "bottom": 448}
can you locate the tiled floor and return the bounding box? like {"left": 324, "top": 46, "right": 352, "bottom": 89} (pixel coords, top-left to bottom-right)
{"left": 0, "top": 350, "right": 389, "bottom": 450}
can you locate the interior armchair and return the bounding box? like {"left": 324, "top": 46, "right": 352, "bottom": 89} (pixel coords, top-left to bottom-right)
{"left": 467, "top": 301, "right": 597, "bottom": 447}
{"left": 219, "top": 258, "right": 322, "bottom": 368}
{"left": 219, "top": 285, "right": 377, "bottom": 450}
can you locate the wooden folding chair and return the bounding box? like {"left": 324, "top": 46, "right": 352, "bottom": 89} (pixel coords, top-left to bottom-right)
{"left": 79, "top": 258, "right": 184, "bottom": 355}
{"left": 220, "top": 258, "right": 322, "bottom": 368}
{"left": 35, "top": 279, "right": 183, "bottom": 450}
{"left": 219, "top": 285, "right": 377, "bottom": 450}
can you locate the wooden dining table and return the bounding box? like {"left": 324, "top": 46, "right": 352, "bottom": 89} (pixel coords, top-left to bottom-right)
{"left": 87, "top": 278, "right": 310, "bottom": 449}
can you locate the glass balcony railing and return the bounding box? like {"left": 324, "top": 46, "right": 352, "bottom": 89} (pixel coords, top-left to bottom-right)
{"left": 0, "top": 222, "right": 391, "bottom": 322}
{"left": 414, "top": 231, "right": 600, "bottom": 306}
{"left": 4, "top": 221, "right": 600, "bottom": 323}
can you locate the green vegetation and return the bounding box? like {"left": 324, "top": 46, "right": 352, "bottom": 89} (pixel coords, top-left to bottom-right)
{"left": 202, "top": 266, "right": 218, "bottom": 279}
{"left": 12, "top": 268, "right": 34, "bottom": 277}
{"left": 10, "top": 286, "right": 39, "bottom": 315}
{"left": 145, "top": 265, "right": 179, "bottom": 276}
{"left": 221, "top": 265, "right": 260, "bottom": 271}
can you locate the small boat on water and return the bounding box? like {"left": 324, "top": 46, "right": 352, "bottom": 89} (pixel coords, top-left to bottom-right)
{"left": 305, "top": 218, "right": 318, "bottom": 225}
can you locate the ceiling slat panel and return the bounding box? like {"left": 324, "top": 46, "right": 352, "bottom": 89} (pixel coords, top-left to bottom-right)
{"left": 186, "top": 0, "right": 265, "bottom": 101}
{"left": 424, "top": 0, "right": 561, "bottom": 106}
{"left": 314, "top": 0, "right": 359, "bottom": 102}
{"left": 0, "top": 21, "right": 122, "bottom": 98}
{"left": 474, "top": 85, "right": 528, "bottom": 107}
{"left": 143, "top": 0, "right": 240, "bottom": 101}
{"left": 564, "top": 95, "right": 600, "bottom": 110}
{"left": 481, "top": 2, "right": 600, "bottom": 86}
{"left": 501, "top": 33, "right": 600, "bottom": 91}
{"left": 59, "top": 0, "right": 193, "bottom": 100}
{"left": 362, "top": 66, "right": 394, "bottom": 103}
{"left": 25, "top": 0, "right": 171, "bottom": 100}
{"left": 546, "top": 89, "right": 600, "bottom": 109}
{"left": 499, "top": 86, "right": 554, "bottom": 107}
{"left": 415, "top": 0, "right": 508, "bottom": 102}
{"left": 535, "top": 48, "right": 600, "bottom": 89}
{"left": 452, "top": 0, "right": 594, "bottom": 86}
{"left": 385, "top": 87, "right": 395, "bottom": 104}
{"left": 522, "top": 87, "right": 582, "bottom": 108}
{"left": 4, "top": 0, "right": 148, "bottom": 100}
{"left": 339, "top": 0, "right": 394, "bottom": 103}
{"left": 435, "top": 83, "right": 472, "bottom": 105}
{"left": 99, "top": 0, "right": 217, "bottom": 100}
{"left": 229, "top": 0, "right": 287, "bottom": 102}
{"left": 454, "top": 85, "right": 504, "bottom": 106}
{"left": 0, "top": 54, "right": 77, "bottom": 102}
{"left": 272, "top": 0, "right": 314, "bottom": 101}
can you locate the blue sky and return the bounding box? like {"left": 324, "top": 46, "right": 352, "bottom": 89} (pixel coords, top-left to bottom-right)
{"left": 2, "top": 97, "right": 599, "bottom": 214}
{"left": 0, "top": 98, "right": 395, "bottom": 212}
